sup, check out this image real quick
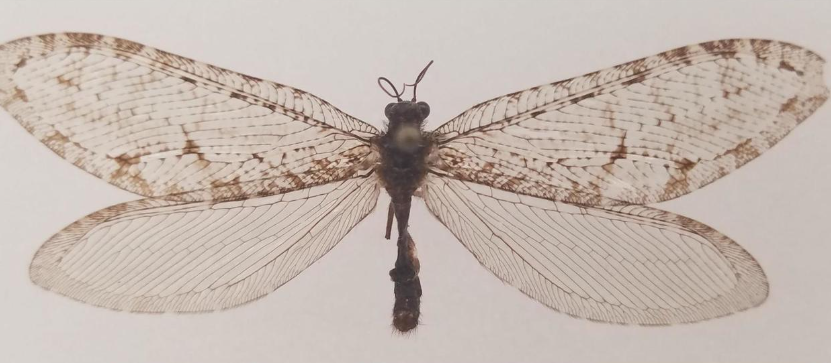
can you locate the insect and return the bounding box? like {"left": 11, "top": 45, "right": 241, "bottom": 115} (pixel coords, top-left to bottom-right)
{"left": 0, "top": 33, "right": 827, "bottom": 332}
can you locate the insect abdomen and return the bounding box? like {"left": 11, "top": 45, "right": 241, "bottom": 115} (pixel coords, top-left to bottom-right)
{"left": 392, "top": 276, "right": 422, "bottom": 332}
{"left": 391, "top": 232, "right": 422, "bottom": 332}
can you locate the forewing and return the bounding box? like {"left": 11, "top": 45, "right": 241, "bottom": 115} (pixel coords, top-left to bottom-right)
{"left": 432, "top": 39, "right": 828, "bottom": 205}
{"left": 422, "top": 176, "right": 767, "bottom": 325}
{"left": 30, "top": 174, "right": 380, "bottom": 312}
{"left": 0, "top": 33, "right": 380, "bottom": 201}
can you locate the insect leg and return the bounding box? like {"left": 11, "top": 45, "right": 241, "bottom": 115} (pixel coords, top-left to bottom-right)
{"left": 384, "top": 202, "right": 394, "bottom": 240}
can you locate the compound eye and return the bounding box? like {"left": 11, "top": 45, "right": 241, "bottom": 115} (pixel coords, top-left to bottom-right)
{"left": 384, "top": 103, "right": 397, "bottom": 119}
{"left": 417, "top": 101, "right": 430, "bottom": 118}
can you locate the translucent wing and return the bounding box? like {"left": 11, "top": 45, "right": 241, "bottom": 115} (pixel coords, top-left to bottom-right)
{"left": 30, "top": 174, "right": 379, "bottom": 312}
{"left": 0, "top": 33, "right": 380, "bottom": 201}
{"left": 431, "top": 39, "right": 828, "bottom": 205}
{"left": 422, "top": 176, "right": 767, "bottom": 325}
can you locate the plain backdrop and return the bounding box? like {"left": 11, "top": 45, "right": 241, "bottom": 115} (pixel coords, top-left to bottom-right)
{"left": 0, "top": 1, "right": 829, "bottom": 362}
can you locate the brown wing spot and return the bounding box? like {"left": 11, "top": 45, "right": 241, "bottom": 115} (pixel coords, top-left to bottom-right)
{"left": 42, "top": 130, "right": 71, "bottom": 155}
{"left": 14, "top": 57, "right": 27, "bottom": 69}
{"left": 663, "top": 46, "right": 693, "bottom": 65}
{"left": 229, "top": 92, "right": 246, "bottom": 100}
{"left": 700, "top": 42, "right": 718, "bottom": 53}
{"left": 183, "top": 139, "right": 203, "bottom": 160}
{"left": 723, "top": 139, "right": 760, "bottom": 165}
{"left": 583, "top": 70, "right": 600, "bottom": 81}
{"left": 184, "top": 139, "right": 197, "bottom": 150}
{"left": 544, "top": 160, "right": 565, "bottom": 168}
{"left": 162, "top": 183, "right": 186, "bottom": 197}
{"left": 502, "top": 176, "right": 523, "bottom": 191}
{"left": 570, "top": 92, "right": 595, "bottom": 104}
{"left": 609, "top": 132, "right": 628, "bottom": 161}
{"left": 660, "top": 159, "right": 696, "bottom": 199}
{"left": 113, "top": 154, "right": 140, "bottom": 165}
{"left": 669, "top": 46, "right": 690, "bottom": 60}
{"left": 717, "top": 39, "right": 737, "bottom": 50}
{"left": 442, "top": 154, "right": 464, "bottom": 168}
{"left": 209, "top": 177, "right": 245, "bottom": 201}
{"left": 284, "top": 171, "right": 307, "bottom": 189}
{"left": 565, "top": 179, "right": 602, "bottom": 205}
{"left": 180, "top": 76, "right": 197, "bottom": 85}
{"left": 110, "top": 156, "right": 153, "bottom": 196}
{"left": 481, "top": 162, "right": 495, "bottom": 173}
{"left": 38, "top": 34, "right": 56, "bottom": 46}
{"left": 12, "top": 87, "right": 28, "bottom": 103}
{"left": 804, "top": 94, "right": 830, "bottom": 116}
{"left": 113, "top": 37, "right": 145, "bottom": 53}
{"left": 211, "top": 176, "right": 240, "bottom": 188}
{"left": 780, "top": 96, "right": 799, "bottom": 114}
{"left": 66, "top": 33, "right": 103, "bottom": 45}
{"left": 57, "top": 75, "right": 75, "bottom": 87}
{"left": 313, "top": 158, "right": 332, "bottom": 169}
{"left": 700, "top": 39, "right": 737, "bottom": 54}
{"left": 629, "top": 59, "right": 647, "bottom": 73}
{"left": 241, "top": 74, "right": 263, "bottom": 83}
{"left": 750, "top": 39, "right": 774, "bottom": 48}
{"left": 676, "top": 158, "right": 695, "bottom": 171}
{"left": 622, "top": 74, "right": 646, "bottom": 86}
{"left": 530, "top": 110, "right": 545, "bottom": 118}
{"left": 778, "top": 60, "right": 804, "bottom": 76}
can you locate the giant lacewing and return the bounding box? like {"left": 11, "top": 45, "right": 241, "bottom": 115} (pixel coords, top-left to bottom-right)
{"left": 0, "top": 33, "right": 827, "bottom": 332}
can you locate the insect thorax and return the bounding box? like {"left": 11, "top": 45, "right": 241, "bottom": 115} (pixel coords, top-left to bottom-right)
{"left": 375, "top": 101, "right": 433, "bottom": 201}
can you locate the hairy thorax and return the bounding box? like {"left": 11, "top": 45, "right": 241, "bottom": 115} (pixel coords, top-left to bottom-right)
{"left": 374, "top": 126, "right": 433, "bottom": 202}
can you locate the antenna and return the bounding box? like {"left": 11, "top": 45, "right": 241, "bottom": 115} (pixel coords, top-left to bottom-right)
{"left": 377, "top": 76, "right": 405, "bottom": 102}
{"left": 406, "top": 60, "right": 434, "bottom": 101}
{"left": 377, "top": 61, "right": 435, "bottom": 102}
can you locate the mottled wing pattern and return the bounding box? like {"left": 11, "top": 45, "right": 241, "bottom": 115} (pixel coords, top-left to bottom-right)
{"left": 423, "top": 176, "right": 767, "bottom": 325}
{"left": 30, "top": 174, "right": 380, "bottom": 312}
{"left": 0, "top": 33, "right": 380, "bottom": 202}
{"left": 432, "top": 39, "right": 828, "bottom": 205}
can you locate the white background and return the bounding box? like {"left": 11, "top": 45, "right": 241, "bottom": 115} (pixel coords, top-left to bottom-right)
{"left": 0, "top": 1, "right": 829, "bottom": 362}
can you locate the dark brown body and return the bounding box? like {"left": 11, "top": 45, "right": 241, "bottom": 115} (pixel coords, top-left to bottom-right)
{"left": 372, "top": 100, "right": 433, "bottom": 332}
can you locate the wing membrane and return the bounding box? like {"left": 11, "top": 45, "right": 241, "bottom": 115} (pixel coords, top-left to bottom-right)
{"left": 422, "top": 176, "right": 767, "bottom": 324}
{"left": 431, "top": 39, "right": 828, "bottom": 205}
{"left": 30, "top": 174, "right": 380, "bottom": 312}
{"left": 0, "top": 33, "right": 379, "bottom": 201}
